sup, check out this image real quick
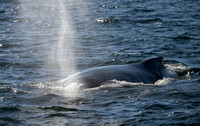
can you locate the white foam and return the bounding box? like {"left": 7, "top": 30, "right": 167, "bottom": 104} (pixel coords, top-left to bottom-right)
{"left": 165, "top": 63, "right": 190, "bottom": 79}
{"left": 84, "top": 77, "right": 174, "bottom": 91}
{"left": 154, "top": 78, "right": 175, "bottom": 85}
{"left": 83, "top": 80, "right": 141, "bottom": 91}
{"left": 34, "top": 73, "right": 84, "bottom": 98}
{"left": 165, "top": 63, "right": 189, "bottom": 72}
{"left": 54, "top": 82, "right": 84, "bottom": 98}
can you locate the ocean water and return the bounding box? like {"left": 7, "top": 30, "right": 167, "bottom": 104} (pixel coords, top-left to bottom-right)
{"left": 0, "top": 0, "right": 200, "bottom": 125}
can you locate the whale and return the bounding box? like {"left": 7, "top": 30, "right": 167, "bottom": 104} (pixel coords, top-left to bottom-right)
{"left": 65, "top": 56, "right": 176, "bottom": 88}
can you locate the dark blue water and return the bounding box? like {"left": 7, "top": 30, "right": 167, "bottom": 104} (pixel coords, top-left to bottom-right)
{"left": 0, "top": 0, "right": 200, "bottom": 125}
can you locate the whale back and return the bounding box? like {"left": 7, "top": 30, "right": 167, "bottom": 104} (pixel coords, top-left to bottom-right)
{"left": 65, "top": 56, "right": 174, "bottom": 88}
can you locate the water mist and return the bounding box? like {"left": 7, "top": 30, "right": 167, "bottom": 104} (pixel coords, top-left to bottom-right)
{"left": 17, "top": 0, "right": 86, "bottom": 97}
{"left": 56, "top": 0, "right": 76, "bottom": 77}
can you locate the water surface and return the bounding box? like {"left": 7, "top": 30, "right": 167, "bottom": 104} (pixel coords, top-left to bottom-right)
{"left": 0, "top": 0, "right": 200, "bottom": 125}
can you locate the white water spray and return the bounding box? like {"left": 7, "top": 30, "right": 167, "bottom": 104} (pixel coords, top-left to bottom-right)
{"left": 55, "top": 0, "right": 76, "bottom": 77}
{"left": 17, "top": 0, "right": 93, "bottom": 96}
{"left": 19, "top": 0, "right": 79, "bottom": 77}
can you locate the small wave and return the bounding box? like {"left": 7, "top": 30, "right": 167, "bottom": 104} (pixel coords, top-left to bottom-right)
{"left": 0, "top": 105, "right": 20, "bottom": 112}
{"left": 172, "top": 35, "right": 195, "bottom": 40}
{"left": 45, "top": 113, "right": 67, "bottom": 118}
{"left": 134, "top": 9, "right": 155, "bottom": 13}
{"left": 0, "top": 10, "right": 6, "bottom": 14}
{"left": 39, "top": 106, "right": 79, "bottom": 112}
{"left": 0, "top": 62, "right": 10, "bottom": 68}
{"left": 0, "top": 105, "right": 22, "bottom": 125}
{"left": 0, "top": 84, "right": 24, "bottom": 95}
{"left": 0, "top": 117, "right": 22, "bottom": 126}
{"left": 142, "top": 103, "right": 172, "bottom": 110}
{"left": 27, "top": 93, "right": 60, "bottom": 105}
{"left": 96, "top": 16, "right": 120, "bottom": 24}
{"left": 12, "top": 18, "right": 30, "bottom": 23}
{"left": 0, "top": 17, "right": 11, "bottom": 22}
{"left": 136, "top": 18, "right": 163, "bottom": 23}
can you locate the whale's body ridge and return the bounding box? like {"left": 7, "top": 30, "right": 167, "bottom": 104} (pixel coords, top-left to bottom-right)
{"left": 66, "top": 56, "right": 175, "bottom": 88}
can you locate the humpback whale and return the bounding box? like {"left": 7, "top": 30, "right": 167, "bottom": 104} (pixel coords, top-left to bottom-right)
{"left": 65, "top": 56, "right": 176, "bottom": 88}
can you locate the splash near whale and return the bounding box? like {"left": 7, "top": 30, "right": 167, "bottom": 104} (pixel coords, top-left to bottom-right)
{"left": 64, "top": 57, "right": 176, "bottom": 88}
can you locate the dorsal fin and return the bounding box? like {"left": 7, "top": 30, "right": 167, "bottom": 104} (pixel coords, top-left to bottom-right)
{"left": 144, "top": 56, "right": 163, "bottom": 64}
{"left": 143, "top": 56, "right": 164, "bottom": 70}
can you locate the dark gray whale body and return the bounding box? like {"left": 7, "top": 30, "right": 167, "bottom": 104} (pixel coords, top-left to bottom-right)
{"left": 72, "top": 56, "right": 174, "bottom": 88}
